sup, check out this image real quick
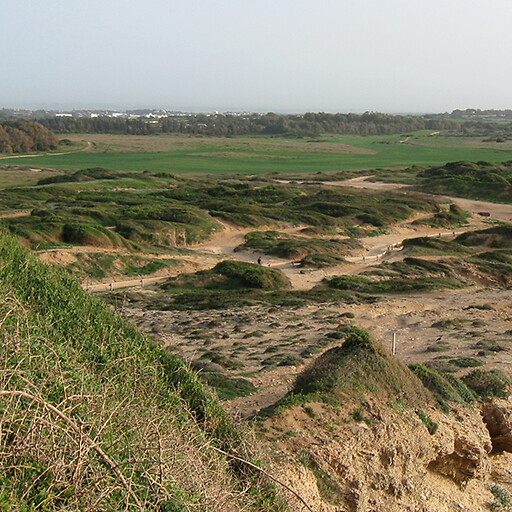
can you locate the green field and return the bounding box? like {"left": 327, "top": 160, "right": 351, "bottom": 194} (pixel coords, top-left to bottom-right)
{"left": 2, "top": 132, "right": 512, "bottom": 174}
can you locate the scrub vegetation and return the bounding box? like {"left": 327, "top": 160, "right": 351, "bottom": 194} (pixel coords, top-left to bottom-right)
{"left": 0, "top": 168, "right": 436, "bottom": 264}
{"left": 0, "top": 231, "right": 284, "bottom": 511}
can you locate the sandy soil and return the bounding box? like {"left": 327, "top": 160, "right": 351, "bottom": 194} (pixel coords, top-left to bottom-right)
{"left": 331, "top": 176, "right": 512, "bottom": 224}
{"left": 0, "top": 210, "right": 32, "bottom": 219}
{"left": 120, "top": 182, "right": 512, "bottom": 416}
{"left": 322, "top": 175, "right": 407, "bottom": 191}
{"left": 124, "top": 284, "right": 512, "bottom": 417}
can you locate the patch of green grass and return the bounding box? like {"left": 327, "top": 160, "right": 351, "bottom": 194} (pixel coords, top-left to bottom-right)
{"left": 444, "top": 374, "right": 477, "bottom": 403}
{"left": 409, "top": 364, "right": 475, "bottom": 407}
{"left": 424, "top": 359, "right": 457, "bottom": 373}
{"left": 299, "top": 253, "right": 348, "bottom": 268}
{"left": 198, "top": 371, "right": 257, "bottom": 401}
{"left": 457, "top": 224, "right": 512, "bottom": 248}
{"left": 401, "top": 236, "right": 472, "bottom": 256}
{"left": 387, "top": 257, "right": 455, "bottom": 277}
{"left": 468, "top": 250, "right": 512, "bottom": 286}
{"left": 475, "top": 339, "right": 505, "bottom": 353}
{"left": 413, "top": 204, "right": 470, "bottom": 228}
{"left": 303, "top": 406, "right": 316, "bottom": 418}
{"left": 262, "top": 353, "right": 302, "bottom": 367}
{"left": 236, "top": 230, "right": 361, "bottom": 260}
{"left": 449, "top": 357, "right": 483, "bottom": 368}
{"left": 122, "top": 257, "right": 179, "bottom": 276}
{"left": 327, "top": 274, "right": 464, "bottom": 294}
{"left": 3, "top": 132, "right": 512, "bottom": 174}
{"left": 415, "top": 160, "right": 512, "bottom": 203}
{"left": 463, "top": 370, "right": 511, "bottom": 397}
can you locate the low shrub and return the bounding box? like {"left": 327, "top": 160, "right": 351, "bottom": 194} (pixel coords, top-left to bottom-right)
{"left": 462, "top": 369, "right": 511, "bottom": 398}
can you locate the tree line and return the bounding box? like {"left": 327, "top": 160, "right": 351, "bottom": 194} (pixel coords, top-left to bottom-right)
{"left": 37, "top": 112, "right": 456, "bottom": 138}
{"left": 0, "top": 121, "right": 59, "bottom": 153}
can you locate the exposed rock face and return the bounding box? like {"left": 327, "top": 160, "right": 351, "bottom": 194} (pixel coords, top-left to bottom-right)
{"left": 427, "top": 405, "right": 492, "bottom": 484}
{"left": 481, "top": 397, "right": 512, "bottom": 453}
{"left": 267, "top": 398, "right": 512, "bottom": 512}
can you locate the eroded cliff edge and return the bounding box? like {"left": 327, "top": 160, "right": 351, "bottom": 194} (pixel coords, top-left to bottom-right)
{"left": 259, "top": 328, "right": 512, "bottom": 511}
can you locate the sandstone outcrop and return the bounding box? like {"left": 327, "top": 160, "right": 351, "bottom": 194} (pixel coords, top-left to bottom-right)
{"left": 267, "top": 395, "right": 512, "bottom": 511}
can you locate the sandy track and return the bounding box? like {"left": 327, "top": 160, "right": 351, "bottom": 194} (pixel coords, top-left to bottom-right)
{"left": 329, "top": 176, "right": 512, "bottom": 223}
{"left": 0, "top": 141, "right": 93, "bottom": 161}
{"left": 86, "top": 275, "right": 169, "bottom": 292}
{"left": 38, "top": 176, "right": 509, "bottom": 293}
{"left": 0, "top": 210, "right": 32, "bottom": 219}
{"left": 321, "top": 175, "right": 407, "bottom": 191}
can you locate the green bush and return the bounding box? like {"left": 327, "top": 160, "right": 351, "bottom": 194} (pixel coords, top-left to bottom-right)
{"left": 214, "top": 260, "right": 290, "bottom": 290}
{"left": 462, "top": 370, "right": 511, "bottom": 398}
{"left": 290, "top": 327, "right": 431, "bottom": 409}
{"left": 199, "top": 371, "right": 257, "bottom": 401}
{"left": 409, "top": 364, "right": 474, "bottom": 406}
{"left": 417, "top": 410, "right": 439, "bottom": 435}
{"left": 327, "top": 274, "right": 464, "bottom": 294}
{"left": 491, "top": 484, "right": 512, "bottom": 511}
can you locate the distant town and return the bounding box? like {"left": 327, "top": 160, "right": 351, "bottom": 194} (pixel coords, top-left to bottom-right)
{"left": 2, "top": 107, "right": 512, "bottom": 122}
{"left": 0, "top": 108, "right": 258, "bottom": 121}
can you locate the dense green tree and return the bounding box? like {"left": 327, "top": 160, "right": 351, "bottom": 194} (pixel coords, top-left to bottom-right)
{"left": 0, "top": 121, "right": 58, "bottom": 153}
{"left": 36, "top": 112, "right": 456, "bottom": 138}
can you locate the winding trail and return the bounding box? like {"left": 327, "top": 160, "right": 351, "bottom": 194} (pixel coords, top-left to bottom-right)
{"left": 0, "top": 210, "right": 32, "bottom": 219}
{"left": 37, "top": 175, "right": 512, "bottom": 293}
{"left": 0, "top": 141, "right": 93, "bottom": 161}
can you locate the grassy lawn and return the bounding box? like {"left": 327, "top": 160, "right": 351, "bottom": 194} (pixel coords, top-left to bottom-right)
{"left": 1, "top": 132, "right": 512, "bottom": 174}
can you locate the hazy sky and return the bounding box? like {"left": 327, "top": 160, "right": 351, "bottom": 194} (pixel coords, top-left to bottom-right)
{"left": 2, "top": 0, "right": 511, "bottom": 113}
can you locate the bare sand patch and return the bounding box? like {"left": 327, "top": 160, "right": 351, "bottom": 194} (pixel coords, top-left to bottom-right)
{"left": 124, "top": 285, "right": 512, "bottom": 417}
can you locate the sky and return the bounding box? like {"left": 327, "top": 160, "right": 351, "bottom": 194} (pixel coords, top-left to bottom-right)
{"left": 2, "top": 0, "right": 511, "bottom": 113}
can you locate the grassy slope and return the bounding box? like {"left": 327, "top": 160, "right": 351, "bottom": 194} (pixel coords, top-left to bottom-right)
{"left": 2, "top": 132, "right": 512, "bottom": 173}
{"left": 0, "top": 173, "right": 437, "bottom": 259}
{"left": 0, "top": 231, "right": 282, "bottom": 511}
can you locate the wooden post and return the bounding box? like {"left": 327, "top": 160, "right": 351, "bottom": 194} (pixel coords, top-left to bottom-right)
{"left": 392, "top": 332, "right": 396, "bottom": 355}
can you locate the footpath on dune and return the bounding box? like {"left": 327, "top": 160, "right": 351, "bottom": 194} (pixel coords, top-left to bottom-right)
{"left": 0, "top": 140, "right": 93, "bottom": 161}
{"left": 38, "top": 176, "right": 512, "bottom": 292}
{"left": 183, "top": 178, "right": 512, "bottom": 291}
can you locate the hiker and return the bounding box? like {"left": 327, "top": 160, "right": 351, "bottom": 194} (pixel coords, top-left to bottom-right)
{"left": 257, "top": 256, "right": 262, "bottom": 265}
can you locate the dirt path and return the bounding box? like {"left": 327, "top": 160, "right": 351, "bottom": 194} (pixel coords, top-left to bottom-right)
{"left": 322, "top": 175, "right": 407, "bottom": 191}
{"left": 0, "top": 141, "right": 92, "bottom": 161}
{"left": 329, "top": 176, "right": 512, "bottom": 223}
{"left": 85, "top": 275, "right": 169, "bottom": 292}
{"left": 54, "top": 176, "right": 512, "bottom": 293}
{"left": 0, "top": 210, "right": 32, "bottom": 219}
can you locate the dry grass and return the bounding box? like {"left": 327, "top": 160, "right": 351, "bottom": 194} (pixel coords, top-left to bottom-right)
{"left": 62, "top": 133, "right": 374, "bottom": 155}
{"left": 0, "top": 293, "right": 260, "bottom": 511}
{"left": 0, "top": 229, "right": 289, "bottom": 511}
